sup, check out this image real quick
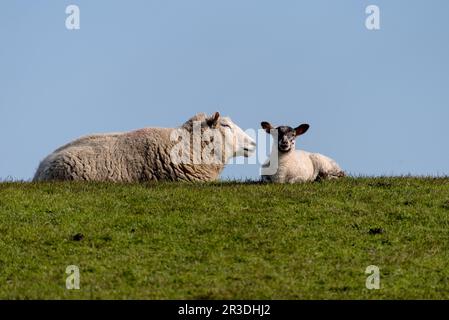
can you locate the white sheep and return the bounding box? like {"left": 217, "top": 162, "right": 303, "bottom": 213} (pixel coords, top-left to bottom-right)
{"left": 33, "top": 112, "right": 256, "bottom": 182}
{"left": 260, "top": 121, "right": 345, "bottom": 183}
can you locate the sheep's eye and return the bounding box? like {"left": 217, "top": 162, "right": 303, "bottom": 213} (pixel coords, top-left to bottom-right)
{"left": 221, "top": 123, "right": 231, "bottom": 129}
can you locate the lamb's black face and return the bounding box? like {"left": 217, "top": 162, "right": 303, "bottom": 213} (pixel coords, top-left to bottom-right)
{"left": 261, "top": 121, "right": 310, "bottom": 153}
{"left": 277, "top": 126, "right": 296, "bottom": 152}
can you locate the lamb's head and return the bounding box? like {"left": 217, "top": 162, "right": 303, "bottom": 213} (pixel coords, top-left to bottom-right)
{"left": 261, "top": 121, "right": 310, "bottom": 153}
{"left": 181, "top": 112, "right": 256, "bottom": 163}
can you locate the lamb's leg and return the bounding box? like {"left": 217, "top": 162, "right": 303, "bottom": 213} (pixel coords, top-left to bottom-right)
{"left": 309, "top": 153, "right": 345, "bottom": 180}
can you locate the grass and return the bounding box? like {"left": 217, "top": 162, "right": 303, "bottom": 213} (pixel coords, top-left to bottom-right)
{"left": 0, "top": 177, "right": 448, "bottom": 299}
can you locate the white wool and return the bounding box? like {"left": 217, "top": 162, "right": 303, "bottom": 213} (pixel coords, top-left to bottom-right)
{"left": 33, "top": 112, "right": 256, "bottom": 182}
{"left": 262, "top": 150, "right": 345, "bottom": 183}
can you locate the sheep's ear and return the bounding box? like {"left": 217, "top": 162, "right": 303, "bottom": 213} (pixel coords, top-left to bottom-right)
{"left": 295, "top": 124, "right": 310, "bottom": 136}
{"left": 261, "top": 121, "right": 274, "bottom": 134}
{"left": 207, "top": 112, "right": 220, "bottom": 127}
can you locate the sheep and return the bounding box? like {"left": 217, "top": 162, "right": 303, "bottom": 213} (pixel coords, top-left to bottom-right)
{"left": 260, "top": 121, "right": 345, "bottom": 183}
{"left": 33, "top": 112, "right": 256, "bottom": 182}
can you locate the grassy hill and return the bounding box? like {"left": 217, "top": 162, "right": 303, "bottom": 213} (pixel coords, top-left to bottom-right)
{"left": 0, "top": 177, "right": 448, "bottom": 299}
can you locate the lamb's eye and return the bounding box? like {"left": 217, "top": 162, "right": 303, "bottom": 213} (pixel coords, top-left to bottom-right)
{"left": 221, "top": 124, "right": 231, "bottom": 129}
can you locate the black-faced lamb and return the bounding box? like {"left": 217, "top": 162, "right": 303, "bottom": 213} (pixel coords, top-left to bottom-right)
{"left": 260, "top": 121, "right": 345, "bottom": 183}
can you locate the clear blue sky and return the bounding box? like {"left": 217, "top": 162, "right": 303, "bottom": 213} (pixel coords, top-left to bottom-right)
{"left": 1, "top": 0, "right": 448, "bottom": 180}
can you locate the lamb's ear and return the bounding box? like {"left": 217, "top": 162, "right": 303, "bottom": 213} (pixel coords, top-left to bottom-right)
{"left": 261, "top": 121, "right": 274, "bottom": 134}
{"left": 294, "top": 124, "right": 310, "bottom": 136}
{"left": 207, "top": 112, "right": 220, "bottom": 127}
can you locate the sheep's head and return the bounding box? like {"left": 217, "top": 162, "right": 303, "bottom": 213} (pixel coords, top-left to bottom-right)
{"left": 261, "top": 121, "right": 310, "bottom": 153}
{"left": 179, "top": 112, "right": 256, "bottom": 164}
{"left": 211, "top": 113, "right": 256, "bottom": 158}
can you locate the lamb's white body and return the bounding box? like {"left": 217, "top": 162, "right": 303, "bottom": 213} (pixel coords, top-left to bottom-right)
{"left": 262, "top": 150, "right": 345, "bottom": 183}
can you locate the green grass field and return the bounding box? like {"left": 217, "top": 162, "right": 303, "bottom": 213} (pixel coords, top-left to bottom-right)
{"left": 0, "top": 177, "right": 448, "bottom": 299}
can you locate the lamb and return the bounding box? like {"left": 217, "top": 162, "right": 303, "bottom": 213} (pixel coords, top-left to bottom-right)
{"left": 260, "top": 121, "right": 345, "bottom": 183}
{"left": 33, "top": 112, "right": 256, "bottom": 182}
